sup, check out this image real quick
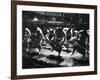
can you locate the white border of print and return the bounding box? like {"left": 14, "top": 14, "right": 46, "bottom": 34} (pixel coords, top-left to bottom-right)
{"left": 17, "top": 5, "right": 94, "bottom": 76}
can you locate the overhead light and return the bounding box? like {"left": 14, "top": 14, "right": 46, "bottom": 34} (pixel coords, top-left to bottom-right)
{"left": 32, "top": 17, "right": 38, "bottom": 21}
{"left": 47, "top": 21, "right": 63, "bottom": 24}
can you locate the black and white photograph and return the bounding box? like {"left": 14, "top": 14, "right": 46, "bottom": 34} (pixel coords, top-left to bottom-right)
{"left": 22, "top": 11, "right": 90, "bottom": 69}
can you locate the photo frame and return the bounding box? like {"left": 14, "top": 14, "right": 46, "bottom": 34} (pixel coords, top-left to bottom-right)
{"left": 11, "top": 1, "right": 97, "bottom": 80}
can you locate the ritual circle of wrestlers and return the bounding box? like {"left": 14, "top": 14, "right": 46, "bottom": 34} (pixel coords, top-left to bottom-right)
{"left": 23, "top": 24, "right": 89, "bottom": 61}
